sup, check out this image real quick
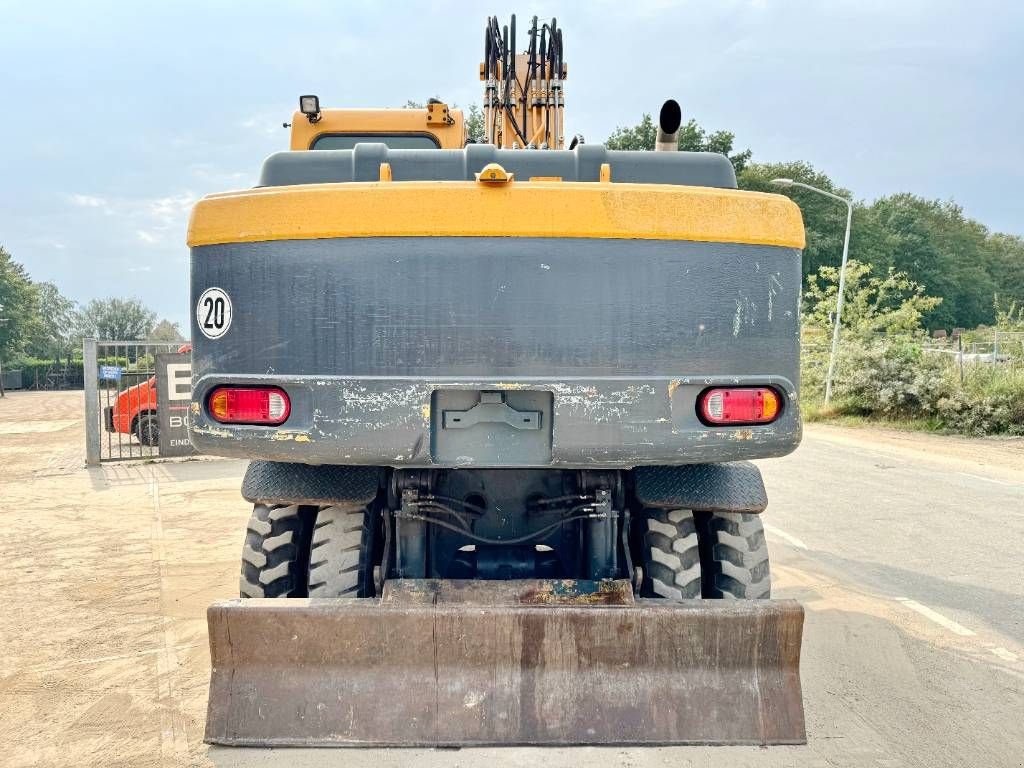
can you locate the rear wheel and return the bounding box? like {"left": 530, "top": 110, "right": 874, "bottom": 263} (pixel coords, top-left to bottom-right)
{"left": 697, "top": 512, "right": 771, "bottom": 599}
{"left": 240, "top": 503, "right": 316, "bottom": 598}
{"left": 308, "top": 505, "right": 378, "bottom": 597}
{"left": 640, "top": 508, "right": 771, "bottom": 600}
{"left": 641, "top": 508, "right": 702, "bottom": 599}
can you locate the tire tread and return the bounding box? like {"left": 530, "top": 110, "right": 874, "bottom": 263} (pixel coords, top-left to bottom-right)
{"left": 307, "top": 505, "right": 375, "bottom": 597}
{"left": 642, "top": 508, "right": 702, "bottom": 600}
{"left": 698, "top": 512, "right": 771, "bottom": 599}
{"left": 239, "top": 503, "right": 314, "bottom": 598}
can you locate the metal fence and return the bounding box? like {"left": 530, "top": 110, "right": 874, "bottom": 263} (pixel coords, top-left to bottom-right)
{"left": 83, "top": 339, "right": 185, "bottom": 464}
{"left": 802, "top": 329, "right": 1024, "bottom": 365}
{"left": 992, "top": 330, "right": 1024, "bottom": 363}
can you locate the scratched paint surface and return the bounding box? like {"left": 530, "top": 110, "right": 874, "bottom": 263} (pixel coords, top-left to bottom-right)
{"left": 191, "top": 237, "right": 800, "bottom": 378}
{"left": 189, "top": 236, "right": 801, "bottom": 466}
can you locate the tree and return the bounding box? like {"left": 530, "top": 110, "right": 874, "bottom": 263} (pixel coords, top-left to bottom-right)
{"left": 605, "top": 113, "right": 657, "bottom": 151}
{"left": 466, "top": 104, "right": 485, "bottom": 143}
{"left": 859, "top": 195, "right": 997, "bottom": 330}
{"left": 993, "top": 296, "right": 1024, "bottom": 331}
{"left": 148, "top": 319, "right": 185, "bottom": 343}
{"left": 985, "top": 234, "right": 1024, "bottom": 311}
{"left": 76, "top": 297, "right": 156, "bottom": 341}
{"left": 804, "top": 259, "right": 942, "bottom": 339}
{"left": 0, "top": 246, "right": 40, "bottom": 364}
{"left": 605, "top": 113, "right": 752, "bottom": 172}
{"left": 26, "top": 282, "right": 77, "bottom": 362}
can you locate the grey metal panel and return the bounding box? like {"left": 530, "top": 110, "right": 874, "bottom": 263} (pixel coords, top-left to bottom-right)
{"left": 189, "top": 236, "right": 801, "bottom": 468}
{"left": 187, "top": 374, "right": 801, "bottom": 468}
{"left": 259, "top": 143, "right": 738, "bottom": 189}
{"left": 190, "top": 237, "right": 799, "bottom": 378}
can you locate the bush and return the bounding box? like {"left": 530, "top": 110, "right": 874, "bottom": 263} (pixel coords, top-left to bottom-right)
{"left": 804, "top": 338, "right": 1024, "bottom": 436}
{"left": 8, "top": 354, "right": 155, "bottom": 390}
{"left": 936, "top": 367, "right": 1024, "bottom": 436}
{"left": 9, "top": 356, "right": 84, "bottom": 389}
{"left": 830, "top": 339, "right": 951, "bottom": 418}
{"left": 801, "top": 258, "right": 1024, "bottom": 436}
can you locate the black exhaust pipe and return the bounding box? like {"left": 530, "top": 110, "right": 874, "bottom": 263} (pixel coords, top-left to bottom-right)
{"left": 656, "top": 99, "right": 682, "bottom": 151}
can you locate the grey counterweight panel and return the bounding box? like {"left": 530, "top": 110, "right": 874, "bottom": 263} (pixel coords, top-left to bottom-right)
{"left": 188, "top": 374, "right": 801, "bottom": 468}
{"left": 190, "top": 237, "right": 800, "bottom": 380}
{"left": 189, "top": 236, "right": 801, "bottom": 467}
{"left": 259, "top": 143, "right": 738, "bottom": 189}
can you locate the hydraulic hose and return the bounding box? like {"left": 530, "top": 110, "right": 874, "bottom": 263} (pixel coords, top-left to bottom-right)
{"left": 406, "top": 510, "right": 603, "bottom": 546}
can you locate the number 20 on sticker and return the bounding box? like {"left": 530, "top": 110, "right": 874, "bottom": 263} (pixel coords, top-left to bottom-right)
{"left": 196, "top": 287, "right": 233, "bottom": 339}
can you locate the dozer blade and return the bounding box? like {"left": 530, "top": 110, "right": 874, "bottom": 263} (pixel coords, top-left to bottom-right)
{"left": 205, "top": 579, "right": 805, "bottom": 747}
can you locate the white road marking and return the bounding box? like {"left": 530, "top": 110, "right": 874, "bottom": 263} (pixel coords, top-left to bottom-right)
{"left": 990, "top": 647, "right": 1019, "bottom": 662}
{"left": 895, "top": 597, "right": 976, "bottom": 637}
{"left": 763, "top": 523, "right": 808, "bottom": 550}
{"left": 958, "top": 472, "right": 1018, "bottom": 488}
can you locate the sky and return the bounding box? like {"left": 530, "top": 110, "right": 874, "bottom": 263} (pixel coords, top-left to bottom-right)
{"left": 3, "top": 0, "right": 1022, "bottom": 332}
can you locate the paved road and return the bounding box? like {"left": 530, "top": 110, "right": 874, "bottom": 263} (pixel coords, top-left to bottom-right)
{"left": 2, "top": 392, "right": 1023, "bottom": 767}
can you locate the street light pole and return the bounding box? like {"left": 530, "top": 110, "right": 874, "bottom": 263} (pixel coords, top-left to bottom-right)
{"left": 771, "top": 179, "right": 854, "bottom": 405}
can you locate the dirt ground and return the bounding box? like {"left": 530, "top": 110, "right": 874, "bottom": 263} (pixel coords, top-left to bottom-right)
{"left": 2, "top": 390, "right": 1022, "bottom": 768}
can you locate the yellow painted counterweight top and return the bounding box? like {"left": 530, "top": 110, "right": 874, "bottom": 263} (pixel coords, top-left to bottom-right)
{"left": 187, "top": 181, "right": 806, "bottom": 249}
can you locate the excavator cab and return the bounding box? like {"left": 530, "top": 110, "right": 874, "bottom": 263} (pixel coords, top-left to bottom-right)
{"left": 288, "top": 98, "right": 465, "bottom": 150}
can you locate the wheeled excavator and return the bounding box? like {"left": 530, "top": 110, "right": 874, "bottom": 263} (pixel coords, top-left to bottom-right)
{"left": 190, "top": 14, "right": 806, "bottom": 746}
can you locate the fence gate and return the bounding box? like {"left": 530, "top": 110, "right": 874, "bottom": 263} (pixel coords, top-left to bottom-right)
{"left": 83, "top": 339, "right": 192, "bottom": 464}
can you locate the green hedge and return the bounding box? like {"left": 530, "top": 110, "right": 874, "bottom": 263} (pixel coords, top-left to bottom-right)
{"left": 7, "top": 356, "right": 157, "bottom": 391}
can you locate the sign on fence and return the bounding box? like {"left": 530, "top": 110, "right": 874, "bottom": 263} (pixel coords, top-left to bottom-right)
{"left": 99, "top": 365, "right": 124, "bottom": 381}
{"left": 155, "top": 352, "right": 198, "bottom": 458}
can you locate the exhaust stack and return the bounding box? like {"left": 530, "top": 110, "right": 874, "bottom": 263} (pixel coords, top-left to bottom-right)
{"left": 656, "top": 99, "right": 682, "bottom": 151}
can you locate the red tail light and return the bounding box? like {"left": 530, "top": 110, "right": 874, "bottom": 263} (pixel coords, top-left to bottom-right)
{"left": 209, "top": 387, "right": 290, "bottom": 425}
{"left": 698, "top": 387, "right": 781, "bottom": 426}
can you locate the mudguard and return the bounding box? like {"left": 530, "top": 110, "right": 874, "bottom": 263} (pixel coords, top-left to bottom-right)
{"left": 241, "top": 460, "right": 381, "bottom": 507}
{"left": 633, "top": 461, "right": 768, "bottom": 513}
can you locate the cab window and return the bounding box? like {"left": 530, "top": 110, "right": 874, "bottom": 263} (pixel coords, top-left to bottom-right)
{"left": 311, "top": 134, "right": 441, "bottom": 150}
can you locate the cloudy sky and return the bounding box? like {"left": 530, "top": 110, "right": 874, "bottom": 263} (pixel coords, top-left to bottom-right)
{"left": 3, "top": 0, "right": 1022, "bottom": 331}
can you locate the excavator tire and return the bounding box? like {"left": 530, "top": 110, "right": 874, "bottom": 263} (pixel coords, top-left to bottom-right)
{"left": 642, "top": 507, "right": 702, "bottom": 599}
{"left": 239, "top": 503, "right": 315, "bottom": 598}
{"left": 698, "top": 511, "right": 771, "bottom": 599}
{"left": 308, "top": 505, "right": 377, "bottom": 597}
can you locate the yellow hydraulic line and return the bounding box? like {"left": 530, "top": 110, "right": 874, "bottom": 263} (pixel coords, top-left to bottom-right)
{"left": 529, "top": 116, "right": 546, "bottom": 146}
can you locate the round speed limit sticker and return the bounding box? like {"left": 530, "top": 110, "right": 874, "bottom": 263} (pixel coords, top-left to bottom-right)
{"left": 196, "top": 287, "right": 233, "bottom": 339}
